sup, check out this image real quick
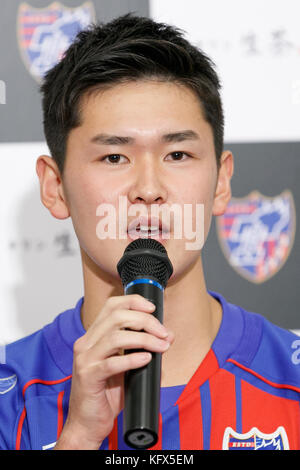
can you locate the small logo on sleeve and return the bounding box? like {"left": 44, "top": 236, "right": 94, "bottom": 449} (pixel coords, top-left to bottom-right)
{"left": 42, "top": 441, "right": 57, "bottom": 450}
{"left": 222, "top": 426, "right": 289, "bottom": 450}
{"left": 0, "top": 375, "right": 17, "bottom": 395}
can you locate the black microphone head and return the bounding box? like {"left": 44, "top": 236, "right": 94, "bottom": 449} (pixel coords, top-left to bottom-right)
{"left": 117, "top": 238, "right": 173, "bottom": 288}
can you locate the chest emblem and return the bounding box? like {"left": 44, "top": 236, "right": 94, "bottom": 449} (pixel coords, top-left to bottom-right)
{"left": 222, "top": 426, "right": 289, "bottom": 450}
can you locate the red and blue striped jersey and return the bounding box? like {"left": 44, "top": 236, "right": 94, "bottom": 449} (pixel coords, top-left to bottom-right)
{"left": 0, "top": 291, "right": 299, "bottom": 450}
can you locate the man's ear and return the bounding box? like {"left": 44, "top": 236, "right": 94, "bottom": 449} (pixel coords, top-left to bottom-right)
{"left": 212, "top": 150, "right": 234, "bottom": 216}
{"left": 36, "top": 155, "right": 70, "bottom": 220}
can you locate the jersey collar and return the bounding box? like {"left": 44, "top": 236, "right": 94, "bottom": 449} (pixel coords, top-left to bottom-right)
{"left": 43, "top": 291, "right": 261, "bottom": 382}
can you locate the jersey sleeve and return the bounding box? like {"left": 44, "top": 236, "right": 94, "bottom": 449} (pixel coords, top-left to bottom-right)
{"left": 250, "top": 317, "right": 300, "bottom": 390}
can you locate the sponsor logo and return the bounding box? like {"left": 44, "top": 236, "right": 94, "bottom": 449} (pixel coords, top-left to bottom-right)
{"left": 223, "top": 426, "right": 289, "bottom": 450}
{"left": 17, "top": 1, "right": 95, "bottom": 82}
{"left": 216, "top": 190, "right": 296, "bottom": 283}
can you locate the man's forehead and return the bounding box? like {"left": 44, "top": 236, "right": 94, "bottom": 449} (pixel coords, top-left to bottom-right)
{"left": 77, "top": 80, "right": 208, "bottom": 141}
{"left": 80, "top": 79, "right": 202, "bottom": 112}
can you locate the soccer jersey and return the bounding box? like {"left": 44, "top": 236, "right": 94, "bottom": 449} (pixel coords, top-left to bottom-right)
{"left": 0, "top": 291, "right": 299, "bottom": 450}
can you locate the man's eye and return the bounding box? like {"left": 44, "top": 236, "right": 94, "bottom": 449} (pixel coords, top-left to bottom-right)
{"left": 100, "top": 152, "right": 191, "bottom": 164}
{"left": 101, "top": 154, "right": 126, "bottom": 164}
{"left": 167, "top": 151, "right": 190, "bottom": 161}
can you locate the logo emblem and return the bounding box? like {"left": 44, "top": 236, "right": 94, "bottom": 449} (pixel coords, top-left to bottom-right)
{"left": 17, "top": 1, "right": 95, "bottom": 82}
{"left": 216, "top": 190, "right": 296, "bottom": 283}
{"left": 0, "top": 374, "right": 17, "bottom": 395}
{"left": 222, "top": 426, "right": 290, "bottom": 450}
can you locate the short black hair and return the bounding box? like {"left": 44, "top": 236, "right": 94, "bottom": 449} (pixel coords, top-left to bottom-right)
{"left": 40, "top": 13, "right": 224, "bottom": 177}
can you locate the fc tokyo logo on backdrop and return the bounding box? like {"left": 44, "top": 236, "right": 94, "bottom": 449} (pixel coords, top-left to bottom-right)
{"left": 17, "top": 1, "right": 95, "bottom": 82}
{"left": 222, "top": 426, "right": 290, "bottom": 450}
{"left": 216, "top": 190, "right": 296, "bottom": 283}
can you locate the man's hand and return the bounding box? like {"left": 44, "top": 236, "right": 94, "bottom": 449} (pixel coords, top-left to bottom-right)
{"left": 54, "top": 294, "right": 174, "bottom": 450}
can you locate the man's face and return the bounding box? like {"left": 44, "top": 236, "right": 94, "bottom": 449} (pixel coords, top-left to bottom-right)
{"left": 60, "top": 80, "right": 231, "bottom": 283}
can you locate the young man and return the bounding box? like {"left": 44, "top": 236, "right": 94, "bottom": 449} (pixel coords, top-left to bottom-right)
{"left": 0, "top": 14, "right": 299, "bottom": 451}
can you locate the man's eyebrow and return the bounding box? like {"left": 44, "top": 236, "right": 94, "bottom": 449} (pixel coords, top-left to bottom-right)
{"left": 162, "top": 130, "right": 200, "bottom": 143}
{"left": 90, "top": 130, "right": 200, "bottom": 145}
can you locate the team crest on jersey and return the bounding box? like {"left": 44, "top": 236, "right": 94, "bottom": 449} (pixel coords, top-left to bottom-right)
{"left": 17, "top": 1, "right": 95, "bottom": 82}
{"left": 222, "top": 426, "right": 289, "bottom": 450}
{"left": 0, "top": 374, "right": 17, "bottom": 395}
{"left": 216, "top": 190, "right": 296, "bottom": 283}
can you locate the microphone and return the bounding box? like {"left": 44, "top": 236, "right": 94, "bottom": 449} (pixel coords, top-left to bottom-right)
{"left": 117, "top": 238, "right": 173, "bottom": 449}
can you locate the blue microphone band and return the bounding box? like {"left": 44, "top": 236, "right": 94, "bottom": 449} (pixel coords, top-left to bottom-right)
{"left": 125, "top": 278, "right": 164, "bottom": 293}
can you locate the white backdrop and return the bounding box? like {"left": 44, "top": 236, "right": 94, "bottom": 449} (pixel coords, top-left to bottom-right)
{"left": 151, "top": 0, "right": 300, "bottom": 143}
{"left": 1, "top": 0, "right": 299, "bottom": 345}
{"left": 0, "top": 143, "right": 83, "bottom": 345}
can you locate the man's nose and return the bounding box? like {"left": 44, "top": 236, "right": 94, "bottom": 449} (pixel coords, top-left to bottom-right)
{"left": 127, "top": 157, "right": 168, "bottom": 205}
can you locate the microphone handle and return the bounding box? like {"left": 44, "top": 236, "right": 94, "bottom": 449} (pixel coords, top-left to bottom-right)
{"left": 123, "top": 278, "right": 163, "bottom": 449}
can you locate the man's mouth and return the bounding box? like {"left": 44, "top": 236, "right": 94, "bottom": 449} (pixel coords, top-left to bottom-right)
{"left": 127, "top": 216, "right": 170, "bottom": 241}
{"left": 135, "top": 224, "right": 160, "bottom": 235}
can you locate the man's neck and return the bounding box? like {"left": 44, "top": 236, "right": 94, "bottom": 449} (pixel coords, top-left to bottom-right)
{"left": 159, "top": 257, "right": 222, "bottom": 386}
{"left": 80, "top": 250, "right": 222, "bottom": 387}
